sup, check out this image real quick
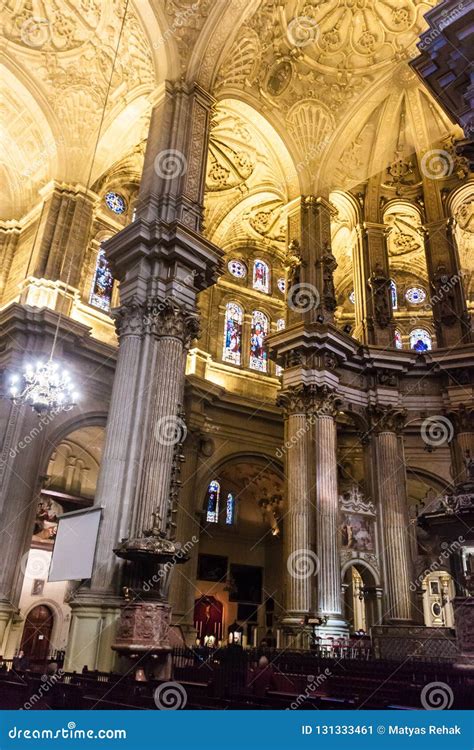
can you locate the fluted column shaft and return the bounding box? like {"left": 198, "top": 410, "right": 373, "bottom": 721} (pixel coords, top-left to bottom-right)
{"left": 371, "top": 407, "right": 413, "bottom": 623}
{"left": 283, "top": 410, "right": 314, "bottom": 617}
{"left": 315, "top": 413, "right": 343, "bottom": 620}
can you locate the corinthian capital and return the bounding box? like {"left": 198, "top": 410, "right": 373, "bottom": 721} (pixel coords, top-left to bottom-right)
{"left": 144, "top": 298, "right": 200, "bottom": 348}
{"left": 368, "top": 404, "right": 407, "bottom": 434}
{"left": 308, "top": 385, "right": 343, "bottom": 418}
{"left": 113, "top": 298, "right": 144, "bottom": 339}
{"left": 278, "top": 384, "right": 342, "bottom": 418}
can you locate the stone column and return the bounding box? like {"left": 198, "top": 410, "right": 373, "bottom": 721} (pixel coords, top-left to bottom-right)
{"left": 311, "top": 387, "right": 347, "bottom": 638}
{"left": 369, "top": 406, "right": 414, "bottom": 623}
{"left": 353, "top": 222, "right": 394, "bottom": 348}
{"left": 285, "top": 196, "right": 337, "bottom": 327}
{"left": 448, "top": 405, "right": 474, "bottom": 485}
{"left": 277, "top": 386, "right": 315, "bottom": 648}
{"left": 65, "top": 80, "right": 222, "bottom": 671}
{"left": 424, "top": 219, "right": 471, "bottom": 348}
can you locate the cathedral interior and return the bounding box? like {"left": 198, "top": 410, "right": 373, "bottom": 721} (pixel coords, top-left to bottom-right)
{"left": 0, "top": 0, "right": 473, "bottom": 711}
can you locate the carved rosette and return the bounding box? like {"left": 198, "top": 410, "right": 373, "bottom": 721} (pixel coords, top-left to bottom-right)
{"left": 368, "top": 405, "right": 407, "bottom": 434}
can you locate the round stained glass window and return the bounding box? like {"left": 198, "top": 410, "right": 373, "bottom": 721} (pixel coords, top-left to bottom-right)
{"left": 105, "top": 191, "right": 126, "bottom": 214}
{"left": 405, "top": 287, "right": 426, "bottom": 305}
{"left": 277, "top": 278, "right": 286, "bottom": 293}
{"left": 228, "top": 260, "right": 247, "bottom": 278}
{"left": 349, "top": 291, "right": 355, "bottom": 304}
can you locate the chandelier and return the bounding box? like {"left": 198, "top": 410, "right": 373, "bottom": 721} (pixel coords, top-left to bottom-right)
{"left": 9, "top": 359, "right": 78, "bottom": 416}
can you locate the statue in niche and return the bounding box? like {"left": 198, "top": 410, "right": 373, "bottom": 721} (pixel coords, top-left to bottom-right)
{"left": 321, "top": 242, "right": 338, "bottom": 311}
{"left": 368, "top": 262, "right": 391, "bottom": 327}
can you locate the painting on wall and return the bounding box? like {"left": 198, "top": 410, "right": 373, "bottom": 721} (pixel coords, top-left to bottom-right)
{"left": 340, "top": 513, "right": 374, "bottom": 552}
{"left": 32, "top": 498, "right": 63, "bottom": 547}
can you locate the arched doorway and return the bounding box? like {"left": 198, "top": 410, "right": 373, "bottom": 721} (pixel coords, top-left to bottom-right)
{"left": 20, "top": 605, "right": 54, "bottom": 665}
{"left": 343, "top": 565, "right": 377, "bottom": 634}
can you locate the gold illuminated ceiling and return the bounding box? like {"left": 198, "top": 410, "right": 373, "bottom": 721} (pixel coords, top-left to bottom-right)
{"left": 0, "top": 0, "right": 464, "bottom": 227}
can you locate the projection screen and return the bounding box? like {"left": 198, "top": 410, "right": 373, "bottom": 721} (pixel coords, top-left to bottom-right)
{"left": 48, "top": 506, "right": 102, "bottom": 582}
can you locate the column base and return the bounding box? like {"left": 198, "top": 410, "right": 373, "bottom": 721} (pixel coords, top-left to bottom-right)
{"left": 280, "top": 617, "right": 313, "bottom": 649}
{"left": 0, "top": 602, "right": 15, "bottom": 654}
{"left": 314, "top": 616, "right": 349, "bottom": 641}
{"left": 64, "top": 594, "right": 122, "bottom": 673}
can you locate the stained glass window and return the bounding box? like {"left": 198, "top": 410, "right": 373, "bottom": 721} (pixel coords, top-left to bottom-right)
{"left": 390, "top": 279, "right": 397, "bottom": 310}
{"left": 104, "top": 191, "right": 126, "bottom": 215}
{"left": 226, "top": 493, "right": 235, "bottom": 525}
{"left": 223, "top": 302, "right": 243, "bottom": 365}
{"left": 89, "top": 247, "right": 113, "bottom": 311}
{"left": 206, "top": 480, "right": 220, "bottom": 523}
{"left": 276, "top": 318, "right": 285, "bottom": 331}
{"left": 249, "top": 310, "right": 269, "bottom": 372}
{"left": 394, "top": 329, "right": 403, "bottom": 349}
{"left": 253, "top": 259, "right": 269, "bottom": 293}
{"left": 349, "top": 291, "right": 355, "bottom": 304}
{"left": 228, "top": 260, "right": 247, "bottom": 278}
{"left": 405, "top": 287, "right": 426, "bottom": 305}
{"left": 410, "top": 329, "right": 432, "bottom": 352}
{"left": 277, "top": 278, "right": 285, "bottom": 293}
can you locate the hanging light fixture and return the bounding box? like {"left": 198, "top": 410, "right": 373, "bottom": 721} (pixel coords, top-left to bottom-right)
{"left": 7, "top": 2, "right": 131, "bottom": 417}
{"left": 9, "top": 359, "right": 78, "bottom": 416}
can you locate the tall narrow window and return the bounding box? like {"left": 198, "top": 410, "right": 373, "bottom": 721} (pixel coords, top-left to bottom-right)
{"left": 226, "top": 493, "right": 235, "bottom": 525}
{"left": 276, "top": 319, "right": 285, "bottom": 376}
{"left": 253, "top": 259, "right": 269, "bottom": 293}
{"left": 223, "top": 302, "right": 243, "bottom": 365}
{"left": 390, "top": 279, "right": 397, "bottom": 310}
{"left": 89, "top": 247, "right": 113, "bottom": 311}
{"left": 394, "top": 329, "right": 403, "bottom": 349}
{"left": 206, "top": 480, "right": 220, "bottom": 523}
{"left": 249, "top": 310, "right": 269, "bottom": 372}
{"left": 410, "top": 329, "right": 432, "bottom": 352}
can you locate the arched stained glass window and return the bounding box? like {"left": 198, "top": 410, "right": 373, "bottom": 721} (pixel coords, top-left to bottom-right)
{"left": 89, "top": 247, "right": 113, "bottom": 311}
{"left": 249, "top": 310, "right": 269, "bottom": 372}
{"left": 394, "top": 329, "right": 403, "bottom": 349}
{"left": 206, "top": 480, "right": 220, "bottom": 523}
{"left": 277, "top": 278, "right": 285, "bottom": 293}
{"left": 349, "top": 290, "right": 355, "bottom": 304}
{"left": 253, "top": 259, "right": 269, "bottom": 293}
{"left": 226, "top": 493, "right": 235, "bottom": 525}
{"left": 276, "top": 318, "right": 286, "bottom": 331}
{"left": 390, "top": 279, "right": 397, "bottom": 310}
{"left": 410, "top": 329, "right": 432, "bottom": 352}
{"left": 223, "top": 302, "right": 243, "bottom": 365}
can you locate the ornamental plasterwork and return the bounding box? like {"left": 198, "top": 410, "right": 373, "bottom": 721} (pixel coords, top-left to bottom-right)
{"left": 339, "top": 486, "right": 375, "bottom": 517}
{"left": 206, "top": 115, "right": 256, "bottom": 193}
{"left": 385, "top": 211, "right": 423, "bottom": 258}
